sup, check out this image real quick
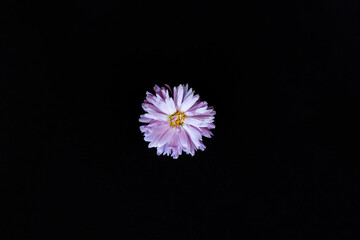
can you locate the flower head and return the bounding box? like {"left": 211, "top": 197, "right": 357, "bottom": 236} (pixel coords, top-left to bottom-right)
{"left": 139, "top": 84, "right": 216, "bottom": 159}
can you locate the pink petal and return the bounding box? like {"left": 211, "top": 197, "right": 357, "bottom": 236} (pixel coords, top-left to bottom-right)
{"left": 187, "top": 101, "right": 207, "bottom": 112}
{"left": 151, "top": 127, "right": 175, "bottom": 148}
{"left": 141, "top": 112, "right": 168, "bottom": 122}
{"left": 183, "top": 86, "right": 193, "bottom": 100}
{"left": 144, "top": 122, "right": 168, "bottom": 143}
{"left": 156, "top": 100, "right": 175, "bottom": 115}
{"left": 185, "top": 116, "right": 214, "bottom": 127}
{"left": 153, "top": 85, "right": 168, "bottom": 100}
{"left": 157, "top": 144, "right": 165, "bottom": 155}
{"left": 142, "top": 102, "right": 163, "bottom": 114}
{"left": 199, "top": 127, "right": 213, "bottom": 138}
{"left": 178, "top": 127, "right": 190, "bottom": 153}
{"left": 180, "top": 94, "right": 200, "bottom": 112}
{"left": 175, "top": 84, "right": 184, "bottom": 109}
{"left": 183, "top": 124, "right": 202, "bottom": 148}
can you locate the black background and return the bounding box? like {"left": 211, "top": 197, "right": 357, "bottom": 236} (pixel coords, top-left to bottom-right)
{"left": 3, "top": 0, "right": 360, "bottom": 239}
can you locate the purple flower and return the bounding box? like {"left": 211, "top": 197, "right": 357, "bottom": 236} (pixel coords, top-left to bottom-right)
{"left": 139, "top": 84, "right": 216, "bottom": 159}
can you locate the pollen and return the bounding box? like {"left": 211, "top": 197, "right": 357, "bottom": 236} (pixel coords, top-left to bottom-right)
{"left": 169, "top": 110, "right": 186, "bottom": 128}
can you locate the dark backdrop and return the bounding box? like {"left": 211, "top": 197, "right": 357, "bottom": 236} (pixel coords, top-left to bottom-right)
{"left": 3, "top": 0, "right": 359, "bottom": 239}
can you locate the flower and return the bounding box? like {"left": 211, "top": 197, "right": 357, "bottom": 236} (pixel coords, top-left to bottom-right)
{"left": 139, "top": 84, "right": 216, "bottom": 159}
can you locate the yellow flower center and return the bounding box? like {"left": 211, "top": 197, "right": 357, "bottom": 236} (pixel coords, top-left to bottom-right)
{"left": 169, "top": 110, "right": 186, "bottom": 128}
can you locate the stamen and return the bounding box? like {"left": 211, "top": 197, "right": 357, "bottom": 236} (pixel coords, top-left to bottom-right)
{"left": 169, "top": 110, "right": 186, "bottom": 128}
